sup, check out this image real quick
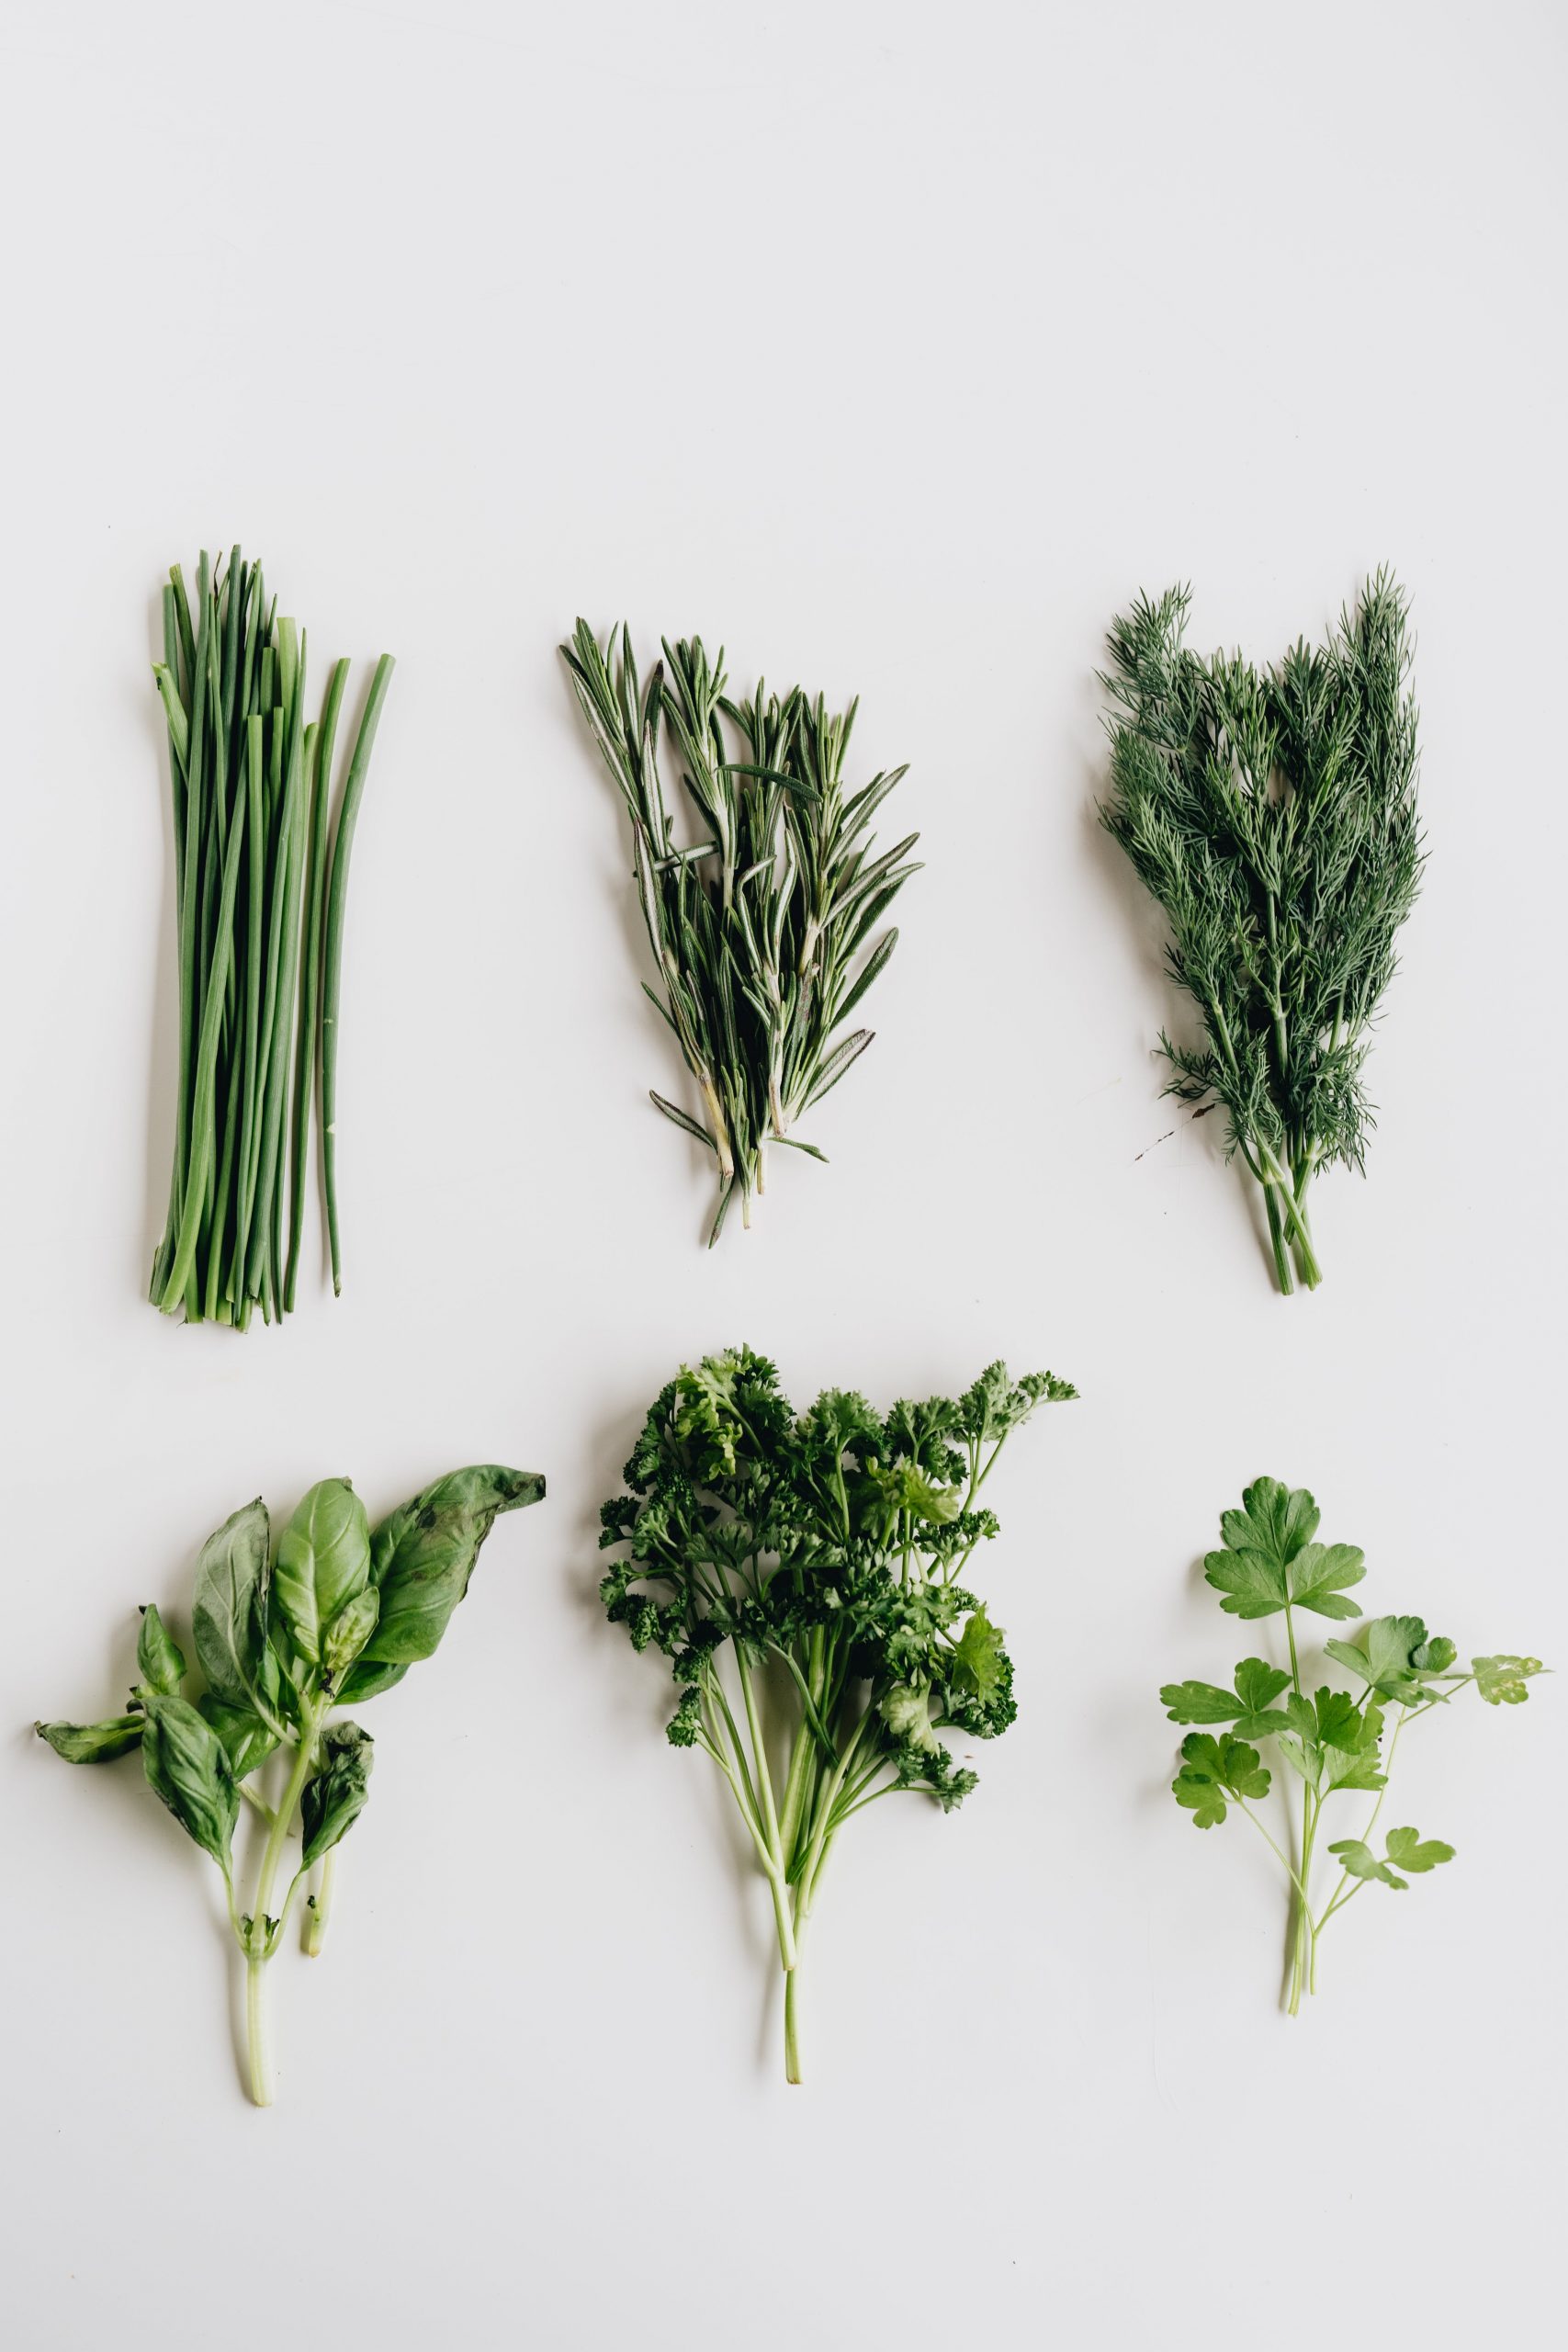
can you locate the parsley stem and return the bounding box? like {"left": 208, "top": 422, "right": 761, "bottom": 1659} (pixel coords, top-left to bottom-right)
{"left": 1314, "top": 1705, "right": 1411, "bottom": 1939}
{"left": 784, "top": 1962, "right": 803, "bottom": 2085}
{"left": 1233, "top": 1794, "right": 1310, "bottom": 1905}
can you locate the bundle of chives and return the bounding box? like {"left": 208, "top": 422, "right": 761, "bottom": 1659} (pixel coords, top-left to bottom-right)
{"left": 148, "top": 548, "right": 393, "bottom": 1327}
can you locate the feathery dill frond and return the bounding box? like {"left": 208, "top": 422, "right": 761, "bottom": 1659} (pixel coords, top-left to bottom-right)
{"left": 1101, "top": 573, "right": 1423, "bottom": 1291}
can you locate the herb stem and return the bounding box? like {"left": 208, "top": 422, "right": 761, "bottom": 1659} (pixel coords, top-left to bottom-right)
{"left": 303, "top": 1850, "right": 336, "bottom": 1956}
{"left": 320, "top": 654, "right": 395, "bottom": 1297}
{"left": 237, "top": 1702, "right": 321, "bottom": 2108}
{"left": 245, "top": 1954, "right": 272, "bottom": 2109}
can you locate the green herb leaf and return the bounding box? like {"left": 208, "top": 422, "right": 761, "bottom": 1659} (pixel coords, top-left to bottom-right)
{"left": 196, "top": 1695, "right": 279, "bottom": 1781}
{"left": 1324, "top": 1615, "right": 1430, "bottom": 1702}
{"left": 1203, "top": 1479, "right": 1365, "bottom": 1619}
{"left": 880, "top": 1681, "right": 939, "bottom": 1754}
{"left": 1384, "top": 1826, "right": 1455, "bottom": 1875}
{"left": 274, "top": 1479, "right": 371, "bottom": 1667}
{"left": 1325, "top": 1838, "right": 1398, "bottom": 1886}
{"left": 361, "top": 1466, "right": 544, "bottom": 1666}
{"left": 1329, "top": 1826, "right": 1454, "bottom": 1890}
{"left": 37, "top": 1714, "right": 145, "bottom": 1764}
{"left": 1160, "top": 1678, "right": 1249, "bottom": 1725}
{"left": 1161, "top": 1656, "right": 1293, "bottom": 1734}
{"left": 334, "top": 1658, "right": 410, "bottom": 1705}
{"left": 136, "top": 1603, "right": 186, "bottom": 1696}
{"left": 321, "top": 1588, "right": 380, "bottom": 1679}
{"left": 300, "top": 1722, "right": 374, "bottom": 1866}
{"left": 141, "top": 1693, "right": 239, "bottom": 1871}
{"left": 191, "top": 1498, "right": 274, "bottom": 1719}
{"left": 1171, "top": 1732, "right": 1270, "bottom": 1827}
{"left": 1473, "top": 1654, "right": 1545, "bottom": 1706}
{"left": 946, "top": 1604, "right": 1007, "bottom": 1700}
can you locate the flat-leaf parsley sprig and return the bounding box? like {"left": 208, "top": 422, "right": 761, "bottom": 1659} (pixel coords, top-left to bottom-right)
{"left": 1101, "top": 574, "right": 1423, "bottom": 1293}
{"left": 1161, "top": 1477, "right": 1544, "bottom": 2010}
{"left": 39, "top": 1466, "right": 542, "bottom": 2103}
{"left": 561, "top": 624, "right": 920, "bottom": 1244}
{"left": 599, "top": 1348, "right": 1077, "bottom": 2081}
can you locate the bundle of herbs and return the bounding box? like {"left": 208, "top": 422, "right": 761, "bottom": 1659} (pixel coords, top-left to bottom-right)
{"left": 1101, "top": 574, "right": 1422, "bottom": 1292}
{"left": 1161, "top": 1477, "right": 1543, "bottom": 2010}
{"left": 39, "top": 1465, "right": 543, "bottom": 2103}
{"left": 561, "top": 624, "right": 920, "bottom": 1244}
{"left": 149, "top": 548, "right": 394, "bottom": 1325}
{"left": 598, "top": 1348, "right": 1077, "bottom": 2080}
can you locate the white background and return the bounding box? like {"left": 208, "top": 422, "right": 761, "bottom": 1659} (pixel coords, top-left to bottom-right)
{"left": 3, "top": 2, "right": 1563, "bottom": 2343}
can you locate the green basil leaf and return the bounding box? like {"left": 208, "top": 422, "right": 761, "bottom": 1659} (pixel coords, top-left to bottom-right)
{"left": 361, "top": 1466, "right": 544, "bottom": 1666}
{"left": 333, "top": 1657, "right": 409, "bottom": 1705}
{"left": 196, "top": 1694, "right": 279, "bottom": 1781}
{"left": 300, "top": 1721, "right": 374, "bottom": 1865}
{"left": 191, "top": 1498, "right": 273, "bottom": 1717}
{"left": 141, "top": 1693, "right": 239, "bottom": 1870}
{"left": 321, "top": 1588, "right": 379, "bottom": 1679}
{"left": 274, "top": 1480, "right": 371, "bottom": 1666}
{"left": 37, "top": 1714, "right": 145, "bottom": 1763}
{"left": 137, "top": 1603, "right": 186, "bottom": 1696}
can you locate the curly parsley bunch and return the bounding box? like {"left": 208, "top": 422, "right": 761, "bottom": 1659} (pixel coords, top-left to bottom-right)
{"left": 599, "top": 1346, "right": 1077, "bottom": 2081}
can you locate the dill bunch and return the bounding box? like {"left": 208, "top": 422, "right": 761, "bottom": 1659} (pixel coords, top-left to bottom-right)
{"left": 1100, "top": 573, "right": 1423, "bottom": 1293}
{"left": 562, "top": 623, "right": 920, "bottom": 1245}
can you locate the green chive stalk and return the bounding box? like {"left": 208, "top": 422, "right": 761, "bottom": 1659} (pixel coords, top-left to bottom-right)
{"left": 148, "top": 550, "right": 393, "bottom": 1327}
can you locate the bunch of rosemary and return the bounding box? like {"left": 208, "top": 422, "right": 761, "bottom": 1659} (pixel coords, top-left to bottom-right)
{"left": 149, "top": 549, "right": 393, "bottom": 1326}
{"left": 1101, "top": 573, "right": 1422, "bottom": 1292}
{"left": 562, "top": 623, "right": 920, "bottom": 1244}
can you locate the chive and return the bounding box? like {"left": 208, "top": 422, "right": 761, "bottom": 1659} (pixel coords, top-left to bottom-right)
{"left": 245, "top": 649, "right": 305, "bottom": 1311}
{"left": 284, "top": 660, "right": 347, "bottom": 1311}
{"left": 231, "top": 711, "right": 266, "bottom": 1309}
{"left": 320, "top": 654, "right": 394, "bottom": 1296}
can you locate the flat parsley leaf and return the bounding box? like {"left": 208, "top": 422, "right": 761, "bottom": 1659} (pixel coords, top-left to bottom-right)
{"left": 1203, "top": 1478, "right": 1365, "bottom": 1620}
{"left": 1329, "top": 1826, "right": 1454, "bottom": 1890}
{"left": 1172, "top": 1732, "right": 1270, "bottom": 1828}
{"left": 1324, "top": 1615, "right": 1432, "bottom": 1702}
{"left": 1473, "top": 1654, "right": 1545, "bottom": 1706}
{"left": 1160, "top": 1657, "right": 1292, "bottom": 1737}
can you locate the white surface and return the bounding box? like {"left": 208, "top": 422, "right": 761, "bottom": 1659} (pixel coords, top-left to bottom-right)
{"left": 3, "top": 1, "right": 1564, "bottom": 2344}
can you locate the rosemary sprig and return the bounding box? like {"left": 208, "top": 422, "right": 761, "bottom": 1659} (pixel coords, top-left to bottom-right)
{"left": 1100, "top": 572, "right": 1423, "bottom": 1293}
{"left": 561, "top": 622, "right": 921, "bottom": 1243}
{"left": 149, "top": 548, "right": 393, "bottom": 1326}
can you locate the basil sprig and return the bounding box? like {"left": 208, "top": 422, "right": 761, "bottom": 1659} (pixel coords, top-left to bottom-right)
{"left": 39, "top": 1464, "right": 542, "bottom": 2103}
